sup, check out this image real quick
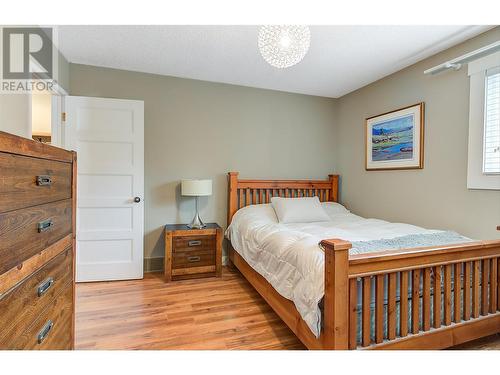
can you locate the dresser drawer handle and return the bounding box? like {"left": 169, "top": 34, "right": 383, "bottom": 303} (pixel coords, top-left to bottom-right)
{"left": 37, "top": 277, "right": 54, "bottom": 297}
{"left": 36, "top": 175, "right": 52, "bottom": 186}
{"left": 187, "top": 256, "right": 201, "bottom": 262}
{"left": 37, "top": 320, "right": 54, "bottom": 344}
{"left": 188, "top": 240, "right": 202, "bottom": 247}
{"left": 37, "top": 219, "right": 53, "bottom": 233}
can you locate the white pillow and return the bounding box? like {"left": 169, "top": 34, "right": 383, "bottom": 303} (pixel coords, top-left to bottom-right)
{"left": 271, "top": 197, "right": 331, "bottom": 224}
{"left": 322, "top": 202, "right": 350, "bottom": 218}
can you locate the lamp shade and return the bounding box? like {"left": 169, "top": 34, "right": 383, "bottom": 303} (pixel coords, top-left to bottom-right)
{"left": 181, "top": 179, "right": 212, "bottom": 197}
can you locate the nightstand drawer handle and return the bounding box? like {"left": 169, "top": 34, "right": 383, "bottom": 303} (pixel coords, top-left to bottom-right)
{"left": 187, "top": 256, "right": 201, "bottom": 262}
{"left": 188, "top": 240, "right": 202, "bottom": 247}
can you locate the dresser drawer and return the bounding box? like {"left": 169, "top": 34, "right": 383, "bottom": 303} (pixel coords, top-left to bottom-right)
{"left": 0, "top": 248, "right": 73, "bottom": 346}
{"left": 0, "top": 199, "right": 72, "bottom": 275}
{"left": 173, "top": 248, "right": 215, "bottom": 269}
{"left": 173, "top": 236, "right": 215, "bottom": 253}
{"left": 11, "top": 284, "right": 73, "bottom": 350}
{"left": 0, "top": 152, "right": 72, "bottom": 214}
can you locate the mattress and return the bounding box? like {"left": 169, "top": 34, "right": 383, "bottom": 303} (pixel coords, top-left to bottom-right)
{"left": 225, "top": 202, "right": 471, "bottom": 337}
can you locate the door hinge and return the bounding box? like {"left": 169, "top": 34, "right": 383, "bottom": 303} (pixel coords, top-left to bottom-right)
{"left": 61, "top": 112, "right": 66, "bottom": 122}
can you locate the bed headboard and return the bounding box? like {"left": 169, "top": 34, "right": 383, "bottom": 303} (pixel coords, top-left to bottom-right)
{"left": 227, "top": 172, "right": 339, "bottom": 225}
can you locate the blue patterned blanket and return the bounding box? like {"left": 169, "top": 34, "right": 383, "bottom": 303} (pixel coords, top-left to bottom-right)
{"left": 349, "top": 231, "right": 473, "bottom": 255}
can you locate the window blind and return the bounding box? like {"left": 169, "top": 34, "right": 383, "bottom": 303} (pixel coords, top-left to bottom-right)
{"left": 483, "top": 66, "right": 500, "bottom": 174}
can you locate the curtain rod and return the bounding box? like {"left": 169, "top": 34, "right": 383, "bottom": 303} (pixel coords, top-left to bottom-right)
{"left": 424, "top": 40, "right": 500, "bottom": 75}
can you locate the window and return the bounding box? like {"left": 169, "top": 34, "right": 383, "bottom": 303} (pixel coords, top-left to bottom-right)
{"left": 467, "top": 51, "right": 500, "bottom": 190}
{"left": 483, "top": 67, "right": 500, "bottom": 174}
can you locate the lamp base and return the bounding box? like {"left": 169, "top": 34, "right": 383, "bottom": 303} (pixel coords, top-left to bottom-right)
{"left": 187, "top": 211, "right": 206, "bottom": 229}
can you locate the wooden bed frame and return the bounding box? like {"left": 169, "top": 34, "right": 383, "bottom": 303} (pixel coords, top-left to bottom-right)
{"left": 226, "top": 172, "right": 500, "bottom": 349}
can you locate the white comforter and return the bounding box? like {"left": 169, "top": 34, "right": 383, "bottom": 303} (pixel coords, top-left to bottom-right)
{"left": 225, "top": 202, "right": 441, "bottom": 337}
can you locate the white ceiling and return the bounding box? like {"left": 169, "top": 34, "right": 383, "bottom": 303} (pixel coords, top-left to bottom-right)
{"left": 58, "top": 25, "right": 491, "bottom": 98}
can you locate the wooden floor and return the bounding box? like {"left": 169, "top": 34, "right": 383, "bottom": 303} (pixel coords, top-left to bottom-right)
{"left": 76, "top": 268, "right": 500, "bottom": 350}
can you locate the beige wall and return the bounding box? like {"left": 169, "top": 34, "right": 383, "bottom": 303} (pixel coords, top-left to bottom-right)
{"left": 69, "top": 64, "right": 338, "bottom": 259}
{"left": 0, "top": 94, "right": 31, "bottom": 138}
{"left": 336, "top": 27, "right": 500, "bottom": 240}
{"left": 57, "top": 49, "right": 70, "bottom": 92}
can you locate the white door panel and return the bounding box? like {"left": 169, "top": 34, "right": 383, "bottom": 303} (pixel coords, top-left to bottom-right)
{"left": 65, "top": 96, "right": 144, "bottom": 282}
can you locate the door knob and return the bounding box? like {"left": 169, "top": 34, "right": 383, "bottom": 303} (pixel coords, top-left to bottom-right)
{"left": 134, "top": 197, "right": 141, "bottom": 203}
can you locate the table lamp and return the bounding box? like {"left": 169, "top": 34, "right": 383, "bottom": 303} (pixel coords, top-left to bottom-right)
{"left": 181, "top": 179, "right": 212, "bottom": 229}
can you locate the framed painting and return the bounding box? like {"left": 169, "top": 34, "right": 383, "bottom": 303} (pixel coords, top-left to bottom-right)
{"left": 365, "top": 102, "right": 424, "bottom": 170}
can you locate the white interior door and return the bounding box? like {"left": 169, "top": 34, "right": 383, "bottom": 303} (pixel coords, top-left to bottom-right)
{"left": 65, "top": 96, "right": 144, "bottom": 282}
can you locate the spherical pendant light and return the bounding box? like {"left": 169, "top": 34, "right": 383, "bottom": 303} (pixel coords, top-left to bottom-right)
{"left": 258, "top": 25, "right": 311, "bottom": 69}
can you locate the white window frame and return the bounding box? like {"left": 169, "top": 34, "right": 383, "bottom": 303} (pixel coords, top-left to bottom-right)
{"left": 467, "top": 51, "right": 500, "bottom": 190}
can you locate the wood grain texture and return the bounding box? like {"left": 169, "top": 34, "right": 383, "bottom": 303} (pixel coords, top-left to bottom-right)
{"left": 0, "top": 152, "right": 72, "bottom": 213}
{"left": 172, "top": 265, "right": 216, "bottom": 276}
{"left": 164, "top": 230, "right": 173, "bottom": 282}
{"left": 464, "top": 262, "right": 471, "bottom": 321}
{"left": 444, "top": 265, "right": 452, "bottom": 326}
{"left": 76, "top": 269, "right": 304, "bottom": 350}
{"left": 400, "top": 271, "right": 409, "bottom": 337}
{"left": 375, "top": 274, "right": 384, "bottom": 343}
{"left": 0, "top": 234, "right": 71, "bottom": 296}
{"left": 412, "top": 269, "right": 420, "bottom": 334}
{"left": 172, "top": 249, "right": 215, "bottom": 268}
{"left": 491, "top": 258, "right": 498, "bottom": 313}
{"left": 0, "top": 131, "right": 76, "bottom": 351}
{"left": 423, "top": 267, "right": 431, "bottom": 331}
{"left": 321, "top": 238, "right": 350, "bottom": 349}
{"left": 173, "top": 236, "right": 215, "bottom": 252}
{"left": 215, "top": 227, "right": 223, "bottom": 277}
{"left": 227, "top": 172, "right": 340, "bottom": 228}
{"left": 348, "top": 278, "right": 358, "bottom": 349}
{"left": 12, "top": 284, "right": 73, "bottom": 350}
{"left": 0, "top": 248, "right": 72, "bottom": 346}
{"left": 387, "top": 273, "right": 396, "bottom": 340}
{"left": 454, "top": 263, "right": 462, "bottom": 323}
{"left": 473, "top": 260, "right": 480, "bottom": 318}
{"left": 0, "top": 199, "right": 72, "bottom": 274}
{"left": 75, "top": 269, "right": 500, "bottom": 350}
{"left": 348, "top": 240, "right": 500, "bottom": 277}
{"left": 367, "top": 315, "right": 500, "bottom": 350}
{"left": 433, "top": 266, "right": 442, "bottom": 328}
{"left": 0, "top": 130, "right": 73, "bottom": 163}
{"left": 481, "top": 259, "right": 489, "bottom": 315}
{"left": 362, "top": 276, "right": 371, "bottom": 347}
{"left": 164, "top": 224, "right": 221, "bottom": 282}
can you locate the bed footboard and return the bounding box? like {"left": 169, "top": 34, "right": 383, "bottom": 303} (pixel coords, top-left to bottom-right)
{"left": 321, "top": 239, "right": 500, "bottom": 350}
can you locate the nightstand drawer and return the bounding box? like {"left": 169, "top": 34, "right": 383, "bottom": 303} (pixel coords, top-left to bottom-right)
{"left": 173, "top": 248, "right": 215, "bottom": 269}
{"left": 173, "top": 236, "right": 215, "bottom": 253}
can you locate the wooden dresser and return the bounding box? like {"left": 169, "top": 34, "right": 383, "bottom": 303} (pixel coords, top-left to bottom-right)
{"left": 0, "top": 131, "right": 76, "bottom": 350}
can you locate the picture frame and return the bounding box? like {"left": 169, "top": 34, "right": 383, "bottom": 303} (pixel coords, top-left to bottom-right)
{"left": 365, "top": 102, "right": 424, "bottom": 170}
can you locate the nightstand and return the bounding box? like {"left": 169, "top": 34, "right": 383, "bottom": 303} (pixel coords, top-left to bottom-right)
{"left": 164, "top": 223, "right": 222, "bottom": 282}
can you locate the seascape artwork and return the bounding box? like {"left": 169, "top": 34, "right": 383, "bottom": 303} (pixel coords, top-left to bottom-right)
{"left": 365, "top": 103, "right": 424, "bottom": 170}
{"left": 371, "top": 114, "right": 414, "bottom": 161}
